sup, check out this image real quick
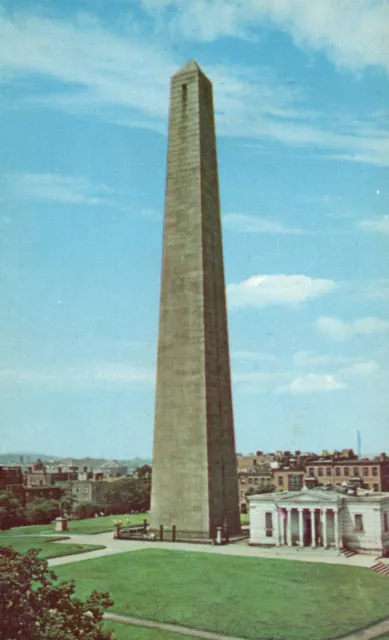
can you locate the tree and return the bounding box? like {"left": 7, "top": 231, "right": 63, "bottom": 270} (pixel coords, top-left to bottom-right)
{"left": 0, "top": 547, "right": 114, "bottom": 640}
{"left": 245, "top": 484, "right": 275, "bottom": 498}
{"left": 25, "top": 498, "right": 61, "bottom": 525}
{"left": 0, "top": 491, "right": 24, "bottom": 530}
{"left": 104, "top": 470, "right": 151, "bottom": 514}
{"left": 73, "top": 502, "right": 105, "bottom": 520}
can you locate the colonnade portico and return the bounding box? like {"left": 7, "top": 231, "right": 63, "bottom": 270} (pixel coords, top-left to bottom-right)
{"left": 275, "top": 505, "right": 340, "bottom": 549}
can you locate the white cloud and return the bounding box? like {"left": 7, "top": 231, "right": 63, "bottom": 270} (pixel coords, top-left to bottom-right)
{"left": 358, "top": 216, "right": 389, "bottom": 235}
{"left": 0, "top": 9, "right": 388, "bottom": 165}
{"left": 232, "top": 370, "right": 288, "bottom": 394}
{"left": 341, "top": 360, "right": 379, "bottom": 376}
{"left": 223, "top": 213, "right": 307, "bottom": 235}
{"left": 0, "top": 363, "right": 155, "bottom": 389}
{"left": 317, "top": 316, "right": 389, "bottom": 341}
{"left": 3, "top": 173, "right": 111, "bottom": 206}
{"left": 0, "top": 10, "right": 176, "bottom": 127}
{"left": 141, "top": 0, "right": 389, "bottom": 75}
{"left": 228, "top": 274, "right": 336, "bottom": 309}
{"left": 287, "top": 373, "right": 347, "bottom": 394}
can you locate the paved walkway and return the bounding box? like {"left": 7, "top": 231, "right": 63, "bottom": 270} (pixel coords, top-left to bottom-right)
{"left": 104, "top": 612, "right": 389, "bottom": 640}
{"left": 339, "top": 618, "right": 389, "bottom": 639}
{"left": 48, "top": 532, "right": 377, "bottom": 568}
{"left": 104, "top": 612, "right": 247, "bottom": 640}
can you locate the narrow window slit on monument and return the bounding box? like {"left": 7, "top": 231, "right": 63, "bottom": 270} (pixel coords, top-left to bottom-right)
{"left": 181, "top": 83, "right": 187, "bottom": 106}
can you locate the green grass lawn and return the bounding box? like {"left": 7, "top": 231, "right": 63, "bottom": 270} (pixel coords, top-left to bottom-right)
{"left": 240, "top": 512, "right": 249, "bottom": 525}
{"left": 0, "top": 535, "right": 105, "bottom": 559}
{"left": 54, "top": 549, "right": 389, "bottom": 640}
{"left": 105, "top": 621, "right": 202, "bottom": 640}
{"left": 0, "top": 513, "right": 147, "bottom": 537}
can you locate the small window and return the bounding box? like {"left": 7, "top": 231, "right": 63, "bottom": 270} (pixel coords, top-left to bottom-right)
{"left": 181, "top": 83, "right": 187, "bottom": 105}
{"left": 241, "top": 478, "right": 246, "bottom": 485}
{"left": 253, "top": 459, "right": 257, "bottom": 465}
{"left": 265, "top": 512, "right": 273, "bottom": 537}
{"left": 373, "top": 483, "right": 379, "bottom": 492}
{"left": 248, "top": 478, "right": 253, "bottom": 484}
{"left": 318, "top": 467, "right": 323, "bottom": 477}
{"left": 354, "top": 514, "right": 363, "bottom": 532}
{"left": 373, "top": 467, "right": 378, "bottom": 477}
{"left": 326, "top": 467, "right": 332, "bottom": 477}
{"left": 353, "top": 467, "right": 359, "bottom": 477}
{"left": 308, "top": 468, "right": 314, "bottom": 477}
{"left": 363, "top": 467, "right": 369, "bottom": 477}
{"left": 254, "top": 477, "right": 258, "bottom": 484}
{"left": 335, "top": 467, "right": 341, "bottom": 476}
{"left": 344, "top": 467, "right": 349, "bottom": 476}
{"left": 278, "top": 476, "right": 284, "bottom": 486}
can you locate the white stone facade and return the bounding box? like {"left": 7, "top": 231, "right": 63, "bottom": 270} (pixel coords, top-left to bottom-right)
{"left": 249, "top": 488, "right": 389, "bottom": 556}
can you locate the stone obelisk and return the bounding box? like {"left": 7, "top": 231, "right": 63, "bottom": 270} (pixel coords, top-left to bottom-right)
{"left": 150, "top": 61, "right": 241, "bottom": 539}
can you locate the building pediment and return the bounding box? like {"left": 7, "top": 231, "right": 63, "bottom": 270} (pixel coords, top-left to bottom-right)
{"left": 277, "top": 489, "right": 339, "bottom": 503}
{"left": 249, "top": 488, "right": 340, "bottom": 504}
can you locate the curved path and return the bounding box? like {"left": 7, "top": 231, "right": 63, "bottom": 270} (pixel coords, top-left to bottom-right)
{"left": 48, "top": 531, "right": 376, "bottom": 567}
{"left": 103, "top": 612, "right": 389, "bottom": 640}
{"left": 104, "top": 612, "right": 247, "bottom": 640}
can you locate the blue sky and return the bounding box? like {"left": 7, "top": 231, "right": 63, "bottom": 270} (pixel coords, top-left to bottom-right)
{"left": 1, "top": 0, "right": 389, "bottom": 459}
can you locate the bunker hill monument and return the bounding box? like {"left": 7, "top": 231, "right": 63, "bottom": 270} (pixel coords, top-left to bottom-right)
{"left": 150, "top": 61, "right": 241, "bottom": 539}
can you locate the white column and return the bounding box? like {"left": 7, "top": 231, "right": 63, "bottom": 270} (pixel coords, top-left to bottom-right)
{"left": 310, "top": 508, "right": 316, "bottom": 547}
{"left": 323, "top": 509, "right": 328, "bottom": 548}
{"left": 299, "top": 508, "right": 304, "bottom": 547}
{"left": 287, "top": 508, "right": 292, "bottom": 546}
{"left": 334, "top": 509, "right": 340, "bottom": 549}
{"left": 275, "top": 508, "right": 280, "bottom": 546}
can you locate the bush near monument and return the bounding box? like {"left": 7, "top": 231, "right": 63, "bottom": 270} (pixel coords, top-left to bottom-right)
{"left": 55, "top": 549, "right": 389, "bottom": 640}
{"left": 0, "top": 547, "right": 114, "bottom": 640}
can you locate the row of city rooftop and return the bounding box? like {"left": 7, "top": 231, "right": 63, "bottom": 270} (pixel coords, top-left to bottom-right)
{"left": 1, "top": 448, "right": 388, "bottom": 514}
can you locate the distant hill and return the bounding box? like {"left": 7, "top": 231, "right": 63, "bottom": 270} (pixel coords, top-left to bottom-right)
{"left": 0, "top": 453, "right": 151, "bottom": 468}
{"left": 0, "top": 453, "right": 62, "bottom": 464}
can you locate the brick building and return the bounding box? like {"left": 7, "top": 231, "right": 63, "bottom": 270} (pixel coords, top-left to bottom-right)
{"left": 306, "top": 453, "right": 389, "bottom": 492}
{"left": 0, "top": 465, "right": 24, "bottom": 502}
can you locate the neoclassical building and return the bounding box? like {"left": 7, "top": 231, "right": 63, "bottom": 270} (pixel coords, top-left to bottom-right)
{"left": 249, "top": 485, "right": 389, "bottom": 556}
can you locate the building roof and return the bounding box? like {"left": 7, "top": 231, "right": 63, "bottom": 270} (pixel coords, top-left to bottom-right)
{"left": 249, "top": 486, "right": 389, "bottom": 505}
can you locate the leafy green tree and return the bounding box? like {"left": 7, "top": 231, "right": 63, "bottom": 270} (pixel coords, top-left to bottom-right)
{"left": 25, "top": 498, "right": 61, "bottom": 525}
{"left": 0, "top": 491, "right": 25, "bottom": 530}
{"left": 245, "top": 484, "right": 275, "bottom": 498}
{"left": 104, "top": 471, "right": 151, "bottom": 515}
{"left": 73, "top": 502, "right": 105, "bottom": 520}
{"left": 0, "top": 547, "right": 114, "bottom": 640}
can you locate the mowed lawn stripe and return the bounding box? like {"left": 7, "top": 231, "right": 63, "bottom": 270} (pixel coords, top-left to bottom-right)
{"left": 0, "top": 535, "right": 105, "bottom": 559}
{"left": 54, "top": 549, "right": 389, "bottom": 640}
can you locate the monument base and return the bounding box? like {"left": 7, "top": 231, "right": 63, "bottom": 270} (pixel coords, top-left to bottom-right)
{"left": 116, "top": 526, "right": 249, "bottom": 545}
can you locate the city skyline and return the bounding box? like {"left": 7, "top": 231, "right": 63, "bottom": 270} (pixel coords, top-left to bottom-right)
{"left": 1, "top": 1, "right": 388, "bottom": 458}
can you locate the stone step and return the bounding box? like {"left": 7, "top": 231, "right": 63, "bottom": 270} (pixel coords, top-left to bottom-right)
{"left": 371, "top": 563, "right": 389, "bottom": 575}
